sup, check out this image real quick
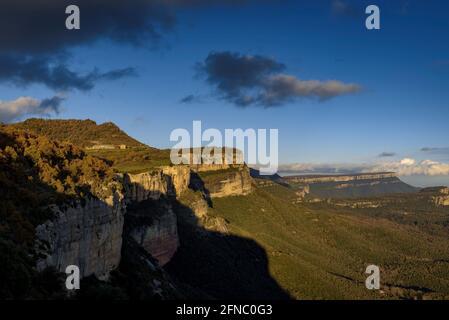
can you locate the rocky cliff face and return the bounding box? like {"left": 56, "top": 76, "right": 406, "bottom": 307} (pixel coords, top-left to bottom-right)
{"left": 121, "top": 166, "right": 190, "bottom": 267}
{"left": 35, "top": 192, "right": 125, "bottom": 280}
{"left": 122, "top": 166, "right": 190, "bottom": 202}
{"left": 196, "top": 166, "right": 253, "bottom": 198}
{"left": 432, "top": 187, "right": 449, "bottom": 206}
{"left": 34, "top": 163, "right": 253, "bottom": 280}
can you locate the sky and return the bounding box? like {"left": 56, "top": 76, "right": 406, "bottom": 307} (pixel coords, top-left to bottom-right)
{"left": 1, "top": 0, "right": 449, "bottom": 186}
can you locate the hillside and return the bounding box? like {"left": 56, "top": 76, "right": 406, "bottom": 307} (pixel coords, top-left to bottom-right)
{"left": 11, "top": 118, "right": 145, "bottom": 149}
{"left": 0, "top": 125, "right": 189, "bottom": 300}
{"left": 0, "top": 125, "right": 117, "bottom": 298}
{"left": 10, "top": 119, "right": 171, "bottom": 173}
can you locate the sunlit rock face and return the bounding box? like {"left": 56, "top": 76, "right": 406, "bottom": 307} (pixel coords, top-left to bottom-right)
{"left": 122, "top": 166, "right": 191, "bottom": 202}
{"left": 35, "top": 192, "right": 126, "bottom": 280}
{"left": 432, "top": 187, "right": 449, "bottom": 206}
{"left": 201, "top": 166, "right": 253, "bottom": 198}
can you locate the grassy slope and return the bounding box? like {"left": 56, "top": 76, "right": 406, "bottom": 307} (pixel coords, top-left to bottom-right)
{"left": 207, "top": 183, "right": 449, "bottom": 299}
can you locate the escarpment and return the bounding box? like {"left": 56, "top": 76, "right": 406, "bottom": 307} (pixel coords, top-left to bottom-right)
{"left": 2, "top": 122, "right": 258, "bottom": 296}
{"left": 121, "top": 164, "right": 254, "bottom": 266}
{"left": 285, "top": 172, "right": 398, "bottom": 184}
{"left": 120, "top": 167, "right": 190, "bottom": 266}
{"left": 192, "top": 165, "right": 253, "bottom": 198}
{"left": 34, "top": 162, "right": 254, "bottom": 280}
{"left": 421, "top": 187, "right": 449, "bottom": 206}
{"left": 0, "top": 125, "right": 128, "bottom": 284}
{"left": 35, "top": 193, "right": 126, "bottom": 280}
{"left": 121, "top": 166, "right": 191, "bottom": 202}
{"left": 284, "top": 172, "right": 418, "bottom": 199}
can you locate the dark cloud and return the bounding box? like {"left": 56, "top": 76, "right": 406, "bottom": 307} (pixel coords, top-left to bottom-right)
{"left": 421, "top": 147, "right": 449, "bottom": 154}
{"left": 0, "top": 0, "right": 175, "bottom": 55}
{"left": 0, "top": 95, "right": 65, "bottom": 123}
{"left": 0, "top": 1, "right": 247, "bottom": 92}
{"left": 195, "top": 51, "right": 360, "bottom": 107}
{"left": 180, "top": 94, "right": 203, "bottom": 104}
{"left": 0, "top": 55, "right": 136, "bottom": 91}
{"left": 378, "top": 152, "right": 396, "bottom": 157}
{"left": 0, "top": 0, "right": 250, "bottom": 55}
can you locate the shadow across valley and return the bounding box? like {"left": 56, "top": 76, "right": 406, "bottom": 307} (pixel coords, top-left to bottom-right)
{"left": 164, "top": 194, "right": 291, "bottom": 300}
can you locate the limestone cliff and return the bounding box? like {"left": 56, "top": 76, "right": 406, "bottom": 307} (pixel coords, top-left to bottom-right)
{"left": 122, "top": 166, "right": 190, "bottom": 202}
{"left": 194, "top": 166, "right": 253, "bottom": 198}
{"left": 35, "top": 191, "right": 125, "bottom": 280}
{"left": 121, "top": 167, "right": 190, "bottom": 267}
{"left": 34, "top": 162, "right": 252, "bottom": 280}
{"left": 431, "top": 187, "right": 449, "bottom": 206}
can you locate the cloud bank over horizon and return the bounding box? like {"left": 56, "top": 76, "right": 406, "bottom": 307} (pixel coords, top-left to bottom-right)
{"left": 279, "top": 158, "right": 449, "bottom": 177}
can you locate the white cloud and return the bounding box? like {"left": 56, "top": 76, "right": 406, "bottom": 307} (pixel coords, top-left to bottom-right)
{"left": 373, "top": 158, "right": 449, "bottom": 176}
{"left": 0, "top": 95, "right": 64, "bottom": 123}
{"left": 367, "top": 158, "right": 449, "bottom": 176}
{"left": 400, "top": 158, "right": 416, "bottom": 166}
{"left": 279, "top": 158, "right": 449, "bottom": 177}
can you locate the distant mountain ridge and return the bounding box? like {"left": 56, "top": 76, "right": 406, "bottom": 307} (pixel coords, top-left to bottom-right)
{"left": 283, "top": 172, "right": 418, "bottom": 199}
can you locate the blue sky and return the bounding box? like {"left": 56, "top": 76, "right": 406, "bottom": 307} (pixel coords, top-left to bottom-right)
{"left": 1, "top": 0, "right": 449, "bottom": 186}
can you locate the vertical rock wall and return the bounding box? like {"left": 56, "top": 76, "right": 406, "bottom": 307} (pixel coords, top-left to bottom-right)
{"left": 35, "top": 192, "right": 126, "bottom": 280}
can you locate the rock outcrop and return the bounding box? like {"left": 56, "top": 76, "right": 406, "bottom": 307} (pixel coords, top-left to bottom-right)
{"left": 122, "top": 166, "right": 190, "bottom": 202}
{"left": 431, "top": 187, "right": 449, "bottom": 206}
{"left": 35, "top": 192, "right": 125, "bottom": 280}
{"left": 196, "top": 166, "right": 253, "bottom": 198}
{"left": 122, "top": 166, "right": 191, "bottom": 267}
{"left": 34, "top": 162, "right": 253, "bottom": 280}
